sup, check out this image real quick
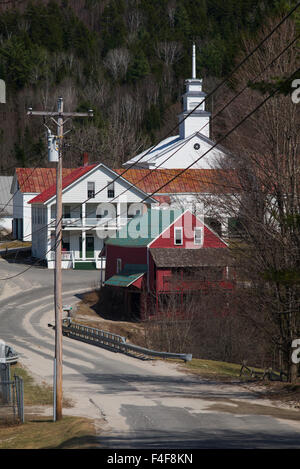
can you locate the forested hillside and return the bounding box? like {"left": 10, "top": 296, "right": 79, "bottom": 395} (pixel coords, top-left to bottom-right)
{"left": 0, "top": 0, "right": 290, "bottom": 171}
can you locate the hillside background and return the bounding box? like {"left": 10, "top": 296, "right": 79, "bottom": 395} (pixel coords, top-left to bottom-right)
{"left": 0, "top": 0, "right": 289, "bottom": 172}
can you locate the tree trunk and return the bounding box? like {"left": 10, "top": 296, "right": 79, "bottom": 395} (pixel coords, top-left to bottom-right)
{"left": 289, "top": 361, "right": 298, "bottom": 384}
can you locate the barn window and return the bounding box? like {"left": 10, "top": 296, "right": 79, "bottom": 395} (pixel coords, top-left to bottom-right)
{"left": 174, "top": 227, "right": 183, "bottom": 245}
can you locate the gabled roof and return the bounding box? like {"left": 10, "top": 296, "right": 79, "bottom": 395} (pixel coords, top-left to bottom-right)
{"left": 150, "top": 247, "right": 234, "bottom": 267}
{"left": 114, "top": 168, "right": 236, "bottom": 194}
{"left": 105, "top": 208, "right": 184, "bottom": 247}
{"left": 29, "top": 164, "right": 98, "bottom": 204}
{"left": 28, "top": 163, "right": 158, "bottom": 205}
{"left": 15, "top": 167, "right": 75, "bottom": 193}
{"left": 122, "top": 135, "right": 181, "bottom": 168}
{"left": 122, "top": 131, "right": 230, "bottom": 169}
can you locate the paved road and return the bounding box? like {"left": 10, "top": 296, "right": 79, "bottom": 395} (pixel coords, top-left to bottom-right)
{"left": 1, "top": 257, "right": 300, "bottom": 449}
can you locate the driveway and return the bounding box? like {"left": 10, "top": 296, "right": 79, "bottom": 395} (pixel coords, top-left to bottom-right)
{"left": 1, "top": 257, "right": 300, "bottom": 449}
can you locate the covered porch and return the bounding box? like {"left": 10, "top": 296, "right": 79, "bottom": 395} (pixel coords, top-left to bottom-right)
{"left": 46, "top": 229, "right": 107, "bottom": 270}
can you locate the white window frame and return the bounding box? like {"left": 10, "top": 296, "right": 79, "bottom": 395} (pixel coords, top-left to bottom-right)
{"left": 87, "top": 181, "right": 95, "bottom": 199}
{"left": 194, "top": 227, "right": 203, "bottom": 246}
{"left": 107, "top": 181, "right": 115, "bottom": 198}
{"left": 174, "top": 227, "right": 183, "bottom": 245}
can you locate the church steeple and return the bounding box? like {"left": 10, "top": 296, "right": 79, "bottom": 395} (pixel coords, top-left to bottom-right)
{"left": 192, "top": 42, "right": 196, "bottom": 79}
{"left": 178, "top": 43, "right": 211, "bottom": 139}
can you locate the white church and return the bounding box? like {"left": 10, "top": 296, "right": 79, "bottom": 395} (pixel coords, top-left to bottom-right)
{"left": 123, "top": 44, "right": 229, "bottom": 170}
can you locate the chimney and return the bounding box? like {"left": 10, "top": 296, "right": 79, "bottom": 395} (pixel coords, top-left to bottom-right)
{"left": 83, "top": 152, "right": 89, "bottom": 167}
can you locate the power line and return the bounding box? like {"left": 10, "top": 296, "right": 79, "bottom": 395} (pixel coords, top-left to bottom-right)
{"left": 82, "top": 66, "right": 300, "bottom": 232}
{"left": 98, "top": 33, "right": 300, "bottom": 204}
{"left": 3, "top": 25, "right": 299, "bottom": 254}
{"left": 1, "top": 66, "right": 298, "bottom": 280}
{"left": 7, "top": 4, "right": 300, "bottom": 239}
{"left": 31, "top": 1, "right": 299, "bottom": 222}
{"left": 5, "top": 62, "right": 294, "bottom": 259}
{"left": 141, "top": 67, "right": 300, "bottom": 201}
{"left": 2, "top": 5, "right": 299, "bottom": 272}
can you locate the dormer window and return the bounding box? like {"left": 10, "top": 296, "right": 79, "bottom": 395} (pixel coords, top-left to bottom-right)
{"left": 87, "top": 181, "right": 95, "bottom": 199}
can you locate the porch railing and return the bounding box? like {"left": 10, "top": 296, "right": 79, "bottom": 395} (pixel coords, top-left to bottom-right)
{"left": 49, "top": 251, "right": 73, "bottom": 262}
{"left": 48, "top": 251, "right": 105, "bottom": 269}
{"left": 51, "top": 217, "right": 129, "bottom": 228}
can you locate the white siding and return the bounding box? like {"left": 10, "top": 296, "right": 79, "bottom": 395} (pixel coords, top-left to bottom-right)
{"left": 56, "top": 166, "right": 153, "bottom": 204}
{"left": 31, "top": 204, "right": 48, "bottom": 259}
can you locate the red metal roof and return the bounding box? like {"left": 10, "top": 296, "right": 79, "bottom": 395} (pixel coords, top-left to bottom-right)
{"left": 16, "top": 167, "right": 76, "bottom": 193}
{"left": 114, "top": 168, "right": 236, "bottom": 194}
{"left": 29, "top": 164, "right": 98, "bottom": 204}
{"left": 23, "top": 165, "right": 236, "bottom": 205}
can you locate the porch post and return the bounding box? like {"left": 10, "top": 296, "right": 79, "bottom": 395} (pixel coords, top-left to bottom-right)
{"left": 116, "top": 202, "right": 121, "bottom": 227}
{"left": 82, "top": 230, "right": 86, "bottom": 260}
{"left": 82, "top": 203, "right": 86, "bottom": 227}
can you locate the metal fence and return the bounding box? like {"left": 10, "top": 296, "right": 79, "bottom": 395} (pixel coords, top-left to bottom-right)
{"left": 60, "top": 318, "right": 192, "bottom": 362}
{"left": 0, "top": 364, "right": 24, "bottom": 424}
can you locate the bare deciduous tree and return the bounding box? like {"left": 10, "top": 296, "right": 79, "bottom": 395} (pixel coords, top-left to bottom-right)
{"left": 104, "top": 48, "right": 131, "bottom": 81}
{"left": 209, "top": 18, "right": 300, "bottom": 382}
{"left": 155, "top": 41, "right": 183, "bottom": 66}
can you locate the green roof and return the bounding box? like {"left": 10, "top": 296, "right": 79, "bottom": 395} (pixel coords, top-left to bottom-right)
{"left": 105, "top": 208, "right": 184, "bottom": 247}
{"left": 105, "top": 264, "right": 147, "bottom": 287}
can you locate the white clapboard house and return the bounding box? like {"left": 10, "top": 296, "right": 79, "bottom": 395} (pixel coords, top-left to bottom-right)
{"left": 29, "top": 163, "right": 157, "bottom": 269}
{"left": 11, "top": 167, "right": 76, "bottom": 241}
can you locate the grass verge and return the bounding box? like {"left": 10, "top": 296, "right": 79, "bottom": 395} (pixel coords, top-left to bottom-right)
{"left": 181, "top": 358, "right": 259, "bottom": 380}
{"left": 0, "top": 365, "right": 99, "bottom": 449}
{"left": 0, "top": 241, "right": 31, "bottom": 250}
{"left": 11, "top": 364, "right": 72, "bottom": 407}
{"left": 0, "top": 416, "right": 99, "bottom": 449}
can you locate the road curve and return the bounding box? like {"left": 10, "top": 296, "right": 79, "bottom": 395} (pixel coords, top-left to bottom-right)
{"left": 1, "top": 258, "right": 300, "bottom": 449}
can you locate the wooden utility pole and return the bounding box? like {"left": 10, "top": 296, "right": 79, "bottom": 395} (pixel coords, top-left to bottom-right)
{"left": 55, "top": 97, "right": 63, "bottom": 420}
{"left": 28, "top": 98, "right": 93, "bottom": 421}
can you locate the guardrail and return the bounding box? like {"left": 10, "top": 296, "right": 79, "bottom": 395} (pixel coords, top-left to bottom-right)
{"left": 58, "top": 318, "right": 192, "bottom": 362}
{"left": 240, "top": 361, "right": 288, "bottom": 382}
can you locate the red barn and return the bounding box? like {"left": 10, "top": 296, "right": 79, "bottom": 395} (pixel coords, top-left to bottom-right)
{"left": 104, "top": 208, "right": 235, "bottom": 319}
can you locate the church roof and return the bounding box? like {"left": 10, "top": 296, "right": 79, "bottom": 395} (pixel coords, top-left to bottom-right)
{"left": 114, "top": 168, "right": 236, "bottom": 195}
{"left": 122, "top": 131, "right": 230, "bottom": 170}
{"left": 123, "top": 135, "right": 181, "bottom": 168}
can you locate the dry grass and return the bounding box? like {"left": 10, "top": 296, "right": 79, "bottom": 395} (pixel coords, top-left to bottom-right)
{"left": 75, "top": 290, "right": 146, "bottom": 346}
{"left": 12, "top": 364, "right": 72, "bottom": 408}
{"left": 0, "top": 365, "right": 99, "bottom": 449}
{"left": 0, "top": 241, "right": 31, "bottom": 250}
{"left": 0, "top": 416, "right": 99, "bottom": 449}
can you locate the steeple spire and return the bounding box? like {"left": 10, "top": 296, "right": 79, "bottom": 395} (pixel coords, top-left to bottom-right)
{"left": 192, "top": 43, "right": 196, "bottom": 79}
{"left": 178, "top": 43, "right": 211, "bottom": 139}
